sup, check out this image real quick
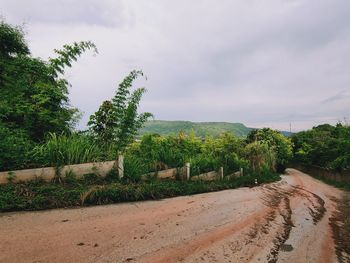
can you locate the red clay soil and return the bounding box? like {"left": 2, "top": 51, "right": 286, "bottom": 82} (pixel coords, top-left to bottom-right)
{"left": 0, "top": 169, "right": 348, "bottom": 263}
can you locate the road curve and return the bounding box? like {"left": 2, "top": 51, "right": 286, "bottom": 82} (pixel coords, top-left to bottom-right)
{"left": 0, "top": 169, "right": 348, "bottom": 263}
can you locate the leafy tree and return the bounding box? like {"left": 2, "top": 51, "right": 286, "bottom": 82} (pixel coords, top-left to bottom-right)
{"left": 0, "top": 21, "right": 29, "bottom": 58}
{"left": 246, "top": 128, "right": 292, "bottom": 172}
{"left": 245, "top": 141, "right": 276, "bottom": 173}
{"left": 292, "top": 123, "right": 350, "bottom": 170}
{"left": 88, "top": 70, "right": 153, "bottom": 152}
{"left": 87, "top": 100, "right": 115, "bottom": 143}
{"left": 0, "top": 21, "right": 96, "bottom": 170}
{"left": 0, "top": 123, "right": 34, "bottom": 171}
{"left": 201, "top": 133, "right": 247, "bottom": 174}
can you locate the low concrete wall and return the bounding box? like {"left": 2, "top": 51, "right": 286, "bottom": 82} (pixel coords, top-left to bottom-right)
{"left": 141, "top": 167, "right": 188, "bottom": 181}
{"left": 1, "top": 161, "right": 236, "bottom": 184}
{"left": 0, "top": 161, "right": 116, "bottom": 184}
{"left": 290, "top": 163, "right": 350, "bottom": 183}
{"left": 191, "top": 171, "right": 219, "bottom": 181}
{"left": 225, "top": 170, "right": 242, "bottom": 180}
{"left": 142, "top": 168, "right": 178, "bottom": 180}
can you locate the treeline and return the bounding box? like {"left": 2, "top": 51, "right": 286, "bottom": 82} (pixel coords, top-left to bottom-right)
{"left": 291, "top": 123, "right": 350, "bottom": 171}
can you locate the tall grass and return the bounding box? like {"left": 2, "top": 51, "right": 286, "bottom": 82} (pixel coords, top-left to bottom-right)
{"left": 123, "top": 154, "right": 149, "bottom": 182}
{"left": 33, "top": 133, "right": 106, "bottom": 167}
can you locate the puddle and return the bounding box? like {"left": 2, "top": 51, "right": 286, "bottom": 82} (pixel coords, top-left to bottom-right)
{"left": 280, "top": 244, "right": 294, "bottom": 252}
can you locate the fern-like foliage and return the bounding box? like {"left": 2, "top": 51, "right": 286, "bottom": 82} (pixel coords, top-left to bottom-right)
{"left": 49, "top": 41, "right": 97, "bottom": 77}
{"left": 89, "top": 70, "right": 153, "bottom": 153}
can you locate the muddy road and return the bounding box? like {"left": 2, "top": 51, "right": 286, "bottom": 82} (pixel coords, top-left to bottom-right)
{"left": 0, "top": 169, "right": 349, "bottom": 263}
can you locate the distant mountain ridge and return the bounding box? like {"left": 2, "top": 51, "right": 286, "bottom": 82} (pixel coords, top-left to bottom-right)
{"left": 138, "top": 120, "right": 251, "bottom": 137}
{"left": 138, "top": 120, "right": 292, "bottom": 138}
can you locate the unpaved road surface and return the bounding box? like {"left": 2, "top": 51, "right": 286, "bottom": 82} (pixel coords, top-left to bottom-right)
{"left": 1, "top": 169, "right": 349, "bottom": 263}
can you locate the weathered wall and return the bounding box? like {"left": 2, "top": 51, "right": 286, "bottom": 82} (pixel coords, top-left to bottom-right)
{"left": 0, "top": 161, "right": 116, "bottom": 184}
{"left": 191, "top": 171, "right": 219, "bottom": 181}
{"left": 226, "top": 170, "right": 243, "bottom": 180}
{"left": 290, "top": 163, "right": 350, "bottom": 183}
{"left": 141, "top": 167, "right": 188, "bottom": 181}
{"left": 0, "top": 160, "right": 238, "bottom": 185}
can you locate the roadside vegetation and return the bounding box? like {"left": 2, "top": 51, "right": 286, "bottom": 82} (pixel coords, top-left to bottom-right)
{"left": 291, "top": 123, "right": 350, "bottom": 190}
{"left": 292, "top": 123, "right": 350, "bottom": 171}
{"left": 0, "top": 21, "right": 304, "bottom": 212}
{"left": 0, "top": 172, "right": 280, "bottom": 212}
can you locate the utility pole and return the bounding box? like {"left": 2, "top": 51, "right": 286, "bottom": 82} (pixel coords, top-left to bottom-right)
{"left": 289, "top": 122, "right": 292, "bottom": 133}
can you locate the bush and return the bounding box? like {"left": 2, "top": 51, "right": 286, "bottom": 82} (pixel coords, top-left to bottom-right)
{"left": 190, "top": 154, "right": 219, "bottom": 176}
{"left": 246, "top": 128, "right": 292, "bottom": 172}
{"left": 32, "top": 133, "right": 106, "bottom": 168}
{"left": 245, "top": 141, "right": 276, "bottom": 173}
{"left": 292, "top": 124, "right": 350, "bottom": 170}
{"left": 123, "top": 154, "right": 149, "bottom": 183}
{"left": 0, "top": 124, "right": 35, "bottom": 171}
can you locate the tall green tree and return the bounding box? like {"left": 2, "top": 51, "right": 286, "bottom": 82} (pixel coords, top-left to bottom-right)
{"left": 0, "top": 21, "right": 96, "bottom": 170}
{"left": 246, "top": 128, "right": 292, "bottom": 172}
{"left": 292, "top": 123, "right": 350, "bottom": 170}
{"left": 88, "top": 70, "right": 153, "bottom": 153}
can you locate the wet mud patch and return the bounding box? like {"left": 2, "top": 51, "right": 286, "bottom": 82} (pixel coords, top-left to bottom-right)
{"left": 261, "top": 184, "right": 328, "bottom": 263}
{"left": 329, "top": 194, "right": 350, "bottom": 263}
{"left": 267, "top": 197, "right": 294, "bottom": 263}
{"left": 260, "top": 185, "right": 297, "bottom": 263}
{"left": 291, "top": 185, "right": 326, "bottom": 225}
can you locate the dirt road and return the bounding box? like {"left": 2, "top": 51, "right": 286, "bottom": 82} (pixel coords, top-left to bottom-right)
{"left": 0, "top": 169, "right": 349, "bottom": 263}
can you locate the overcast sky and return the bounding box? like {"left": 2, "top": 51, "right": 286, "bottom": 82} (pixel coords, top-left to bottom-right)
{"left": 1, "top": 0, "right": 350, "bottom": 131}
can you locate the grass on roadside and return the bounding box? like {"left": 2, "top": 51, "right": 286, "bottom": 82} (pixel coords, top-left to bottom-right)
{"left": 0, "top": 172, "right": 280, "bottom": 212}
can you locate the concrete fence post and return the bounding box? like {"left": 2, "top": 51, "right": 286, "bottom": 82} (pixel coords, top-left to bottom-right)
{"left": 185, "top": 163, "right": 190, "bottom": 181}
{"left": 240, "top": 167, "right": 244, "bottom": 177}
{"left": 118, "top": 155, "right": 124, "bottom": 179}
{"left": 219, "top": 167, "right": 224, "bottom": 180}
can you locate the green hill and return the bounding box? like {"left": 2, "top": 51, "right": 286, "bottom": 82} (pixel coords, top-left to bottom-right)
{"left": 138, "top": 120, "right": 252, "bottom": 138}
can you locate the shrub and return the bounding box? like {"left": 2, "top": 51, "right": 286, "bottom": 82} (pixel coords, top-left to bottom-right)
{"left": 246, "top": 128, "right": 292, "bottom": 172}
{"left": 245, "top": 141, "right": 276, "bottom": 173}
{"left": 32, "top": 133, "right": 105, "bottom": 168}
{"left": 123, "top": 154, "right": 149, "bottom": 182}
{"left": 0, "top": 124, "right": 34, "bottom": 171}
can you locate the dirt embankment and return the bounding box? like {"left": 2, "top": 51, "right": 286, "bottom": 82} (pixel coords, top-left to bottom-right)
{"left": 0, "top": 169, "right": 349, "bottom": 263}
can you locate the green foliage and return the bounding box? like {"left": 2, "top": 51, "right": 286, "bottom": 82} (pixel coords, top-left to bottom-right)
{"left": 245, "top": 141, "right": 276, "bottom": 173}
{"left": 0, "top": 21, "right": 29, "bottom": 57}
{"left": 139, "top": 120, "right": 252, "bottom": 138}
{"left": 190, "top": 155, "right": 220, "bottom": 176}
{"left": 292, "top": 123, "right": 350, "bottom": 170}
{"left": 49, "top": 41, "right": 97, "bottom": 77}
{"left": 246, "top": 128, "right": 292, "bottom": 172}
{"left": 0, "top": 123, "right": 34, "bottom": 171}
{"left": 127, "top": 131, "right": 281, "bottom": 177}
{"left": 0, "top": 172, "right": 280, "bottom": 212}
{"left": 32, "top": 133, "right": 104, "bottom": 168}
{"left": 201, "top": 133, "right": 248, "bottom": 175}
{"left": 88, "top": 70, "right": 153, "bottom": 153}
{"left": 0, "top": 21, "right": 96, "bottom": 171}
{"left": 123, "top": 154, "right": 149, "bottom": 183}
{"left": 126, "top": 132, "right": 202, "bottom": 172}
{"left": 87, "top": 101, "right": 115, "bottom": 143}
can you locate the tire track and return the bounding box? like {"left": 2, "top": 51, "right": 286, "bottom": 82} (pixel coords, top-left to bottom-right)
{"left": 329, "top": 194, "right": 350, "bottom": 263}
{"left": 260, "top": 182, "right": 327, "bottom": 262}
